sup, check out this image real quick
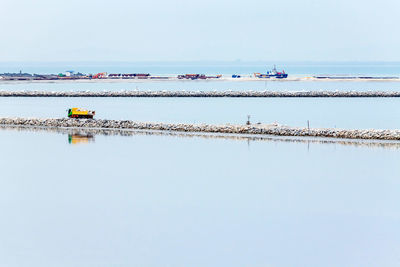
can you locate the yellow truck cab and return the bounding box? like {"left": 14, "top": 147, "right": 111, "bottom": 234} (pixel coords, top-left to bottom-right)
{"left": 67, "top": 108, "right": 95, "bottom": 119}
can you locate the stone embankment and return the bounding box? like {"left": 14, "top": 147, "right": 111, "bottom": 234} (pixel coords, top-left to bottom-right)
{"left": 1, "top": 117, "right": 400, "bottom": 141}
{"left": 1, "top": 90, "right": 400, "bottom": 97}
{"left": 3, "top": 124, "right": 400, "bottom": 149}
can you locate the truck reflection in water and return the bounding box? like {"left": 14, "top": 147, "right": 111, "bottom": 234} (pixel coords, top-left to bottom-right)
{"left": 68, "top": 133, "right": 95, "bottom": 145}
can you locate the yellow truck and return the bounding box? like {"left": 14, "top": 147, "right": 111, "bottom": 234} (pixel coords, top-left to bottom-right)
{"left": 67, "top": 108, "right": 95, "bottom": 119}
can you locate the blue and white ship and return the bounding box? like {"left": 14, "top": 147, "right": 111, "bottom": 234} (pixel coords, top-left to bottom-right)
{"left": 254, "top": 65, "right": 288, "bottom": 79}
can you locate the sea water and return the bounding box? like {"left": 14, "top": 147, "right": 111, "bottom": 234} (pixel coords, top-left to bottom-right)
{"left": 0, "top": 61, "right": 399, "bottom": 76}
{"left": 0, "top": 128, "right": 399, "bottom": 267}
{"left": 0, "top": 97, "right": 399, "bottom": 129}
{"left": 2, "top": 79, "right": 400, "bottom": 92}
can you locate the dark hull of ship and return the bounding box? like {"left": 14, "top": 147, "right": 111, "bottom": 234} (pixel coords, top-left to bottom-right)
{"left": 257, "top": 74, "right": 288, "bottom": 79}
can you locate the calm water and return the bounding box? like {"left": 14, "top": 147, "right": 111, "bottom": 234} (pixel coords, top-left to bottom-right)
{"left": 1, "top": 97, "right": 400, "bottom": 129}
{"left": 0, "top": 127, "right": 399, "bottom": 267}
{"left": 1, "top": 61, "right": 400, "bottom": 75}
{"left": 2, "top": 80, "right": 400, "bottom": 92}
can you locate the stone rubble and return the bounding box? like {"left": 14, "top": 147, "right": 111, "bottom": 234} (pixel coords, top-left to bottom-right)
{"left": 1, "top": 90, "right": 400, "bottom": 97}
{"left": 1, "top": 117, "right": 400, "bottom": 141}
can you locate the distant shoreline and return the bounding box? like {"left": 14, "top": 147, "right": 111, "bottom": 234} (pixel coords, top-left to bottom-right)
{"left": 0, "top": 76, "right": 400, "bottom": 83}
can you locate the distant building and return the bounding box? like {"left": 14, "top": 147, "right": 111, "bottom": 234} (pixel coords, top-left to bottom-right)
{"left": 65, "top": 70, "right": 74, "bottom": 77}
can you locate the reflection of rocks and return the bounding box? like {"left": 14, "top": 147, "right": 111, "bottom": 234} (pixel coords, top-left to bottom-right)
{"left": 1, "top": 90, "right": 400, "bottom": 97}
{"left": 1, "top": 121, "right": 400, "bottom": 149}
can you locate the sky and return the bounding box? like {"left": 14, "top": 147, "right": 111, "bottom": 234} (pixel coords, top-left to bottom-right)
{"left": 0, "top": 0, "right": 399, "bottom": 62}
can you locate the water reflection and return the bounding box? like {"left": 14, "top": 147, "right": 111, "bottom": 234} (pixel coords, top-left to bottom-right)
{"left": 1, "top": 125, "right": 400, "bottom": 149}
{"left": 68, "top": 133, "right": 95, "bottom": 145}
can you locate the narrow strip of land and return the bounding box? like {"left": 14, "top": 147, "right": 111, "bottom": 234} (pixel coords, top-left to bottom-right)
{"left": 1, "top": 118, "right": 400, "bottom": 141}
{"left": 1, "top": 90, "right": 400, "bottom": 97}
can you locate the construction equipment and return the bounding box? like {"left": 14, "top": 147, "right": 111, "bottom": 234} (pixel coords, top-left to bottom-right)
{"left": 67, "top": 108, "right": 96, "bottom": 119}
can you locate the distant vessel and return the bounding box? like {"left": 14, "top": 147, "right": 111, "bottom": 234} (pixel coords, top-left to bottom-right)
{"left": 254, "top": 65, "right": 288, "bottom": 79}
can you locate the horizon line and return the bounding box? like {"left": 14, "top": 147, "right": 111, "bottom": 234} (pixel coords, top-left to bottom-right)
{"left": 0, "top": 60, "right": 400, "bottom": 65}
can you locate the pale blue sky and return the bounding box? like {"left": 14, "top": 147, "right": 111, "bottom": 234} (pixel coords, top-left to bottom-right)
{"left": 0, "top": 0, "right": 399, "bottom": 62}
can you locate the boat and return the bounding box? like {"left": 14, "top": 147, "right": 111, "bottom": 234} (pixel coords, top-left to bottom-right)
{"left": 254, "top": 65, "right": 288, "bottom": 79}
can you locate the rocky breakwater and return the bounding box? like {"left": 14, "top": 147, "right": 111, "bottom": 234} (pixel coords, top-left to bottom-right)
{"left": 1, "top": 90, "right": 400, "bottom": 97}
{"left": 1, "top": 117, "right": 400, "bottom": 141}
